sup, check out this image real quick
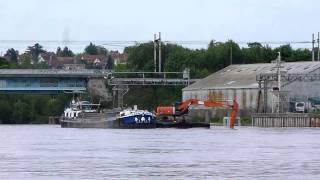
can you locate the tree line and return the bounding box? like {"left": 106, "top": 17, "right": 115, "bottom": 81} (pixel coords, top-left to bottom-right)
{"left": 124, "top": 40, "right": 312, "bottom": 78}
{"left": 0, "top": 94, "right": 69, "bottom": 124}
{"left": 1, "top": 42, "right": 111, "bottom": 69}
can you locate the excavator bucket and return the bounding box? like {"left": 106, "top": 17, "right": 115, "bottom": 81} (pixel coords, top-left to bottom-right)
{"left": 229, "top": 100, "right": 239, "bottom": 129}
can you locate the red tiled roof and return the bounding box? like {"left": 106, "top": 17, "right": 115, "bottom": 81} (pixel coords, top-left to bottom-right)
{"left": 49, "top": 57, "right": 79, "bottom": 68}
{"left": 78, "top": 55, "right": 107, "bottom": 62}
{"left": 40, "top": 52, "right": 56, "bottom": 61}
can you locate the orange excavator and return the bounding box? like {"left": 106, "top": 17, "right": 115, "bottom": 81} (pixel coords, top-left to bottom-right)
{"left": 156, "top": 99, "right": 239, "bottom": 129}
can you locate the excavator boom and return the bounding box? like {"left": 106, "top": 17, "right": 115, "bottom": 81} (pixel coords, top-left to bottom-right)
{"left": 156, "top": 99, "right": 238, "bottom": 129}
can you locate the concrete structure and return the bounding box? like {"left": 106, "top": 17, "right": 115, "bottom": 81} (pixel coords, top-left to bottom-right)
{"left": 183, "top": 61, "right": 320, "bottom": 118}
{"left": 252, "top": 113, "right": 320, "bottom": 127}
{"left": 63, "top": 64, "right": 86, "bottom": 70}
{"left": 0, "top": 69, "right": 195, "bottom": 107}
{"left": 0, "top": 69, "right": 109, "bottom": 94}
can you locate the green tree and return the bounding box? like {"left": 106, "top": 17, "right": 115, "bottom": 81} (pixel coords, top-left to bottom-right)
{"left": 291, "top": 48, "right": 311, "bottom": 61}
{"left": 4, "top": 48, "right": 19, "bottom": 64}
{"left": 97, "top": 46, "right": 108, "bottom": 55}
{"left": 106, "top": 55, "right": 114, "bottom": 69}
{"left": 114, "top": 64, "right": 128, "bottom": 72}
{"left": 274, "top": 44, "right": 293, "bottom": 61}
{"left": 19, "top": 56, "right": 33, "bottom": 68}
{"left": 26, "top": 43, "right": 46, "bottom": 63}
{"left": 126, "top": 42, "right": 154, "bottom": 71}
{"left": 165, "top": 45, "right": 189, "bottom": 72}
{"left": 206, "top": 40, "right": 242, "bottom": 71}
{"left": 85, "top": 42, "right": 98, "bottom": 55}
{"left": 56, "top": 47, "right": 62, "bottom": 56}
{"left": 60, "top": 46, "right": 74, "bottom": 57}
{"left": 12, "top": 100, "right": 31, "bottom": 124}
{"left": 0, "top": 100, "right": 12, "bottom": 123}
{"left": 0, "top": 57, "right": 10, "bottom": 68}
{"left": 45, "top": 95, "right": 68, "bottom": 116}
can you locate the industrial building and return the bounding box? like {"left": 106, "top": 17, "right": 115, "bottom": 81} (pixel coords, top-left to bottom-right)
{"left": 182, "top": 61, "right": 320, "bottom": 118}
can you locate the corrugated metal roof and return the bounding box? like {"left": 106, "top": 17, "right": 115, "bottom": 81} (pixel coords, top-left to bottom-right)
{"left": 183, "top": 61, "right": 320, "bottom": 91}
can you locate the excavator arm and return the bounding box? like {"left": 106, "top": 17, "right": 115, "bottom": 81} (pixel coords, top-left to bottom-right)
{"left": 156, "top": 99, "right": 238, "bottom": 129}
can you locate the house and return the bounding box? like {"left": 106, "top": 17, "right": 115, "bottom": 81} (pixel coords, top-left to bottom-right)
{"left": 38, "top": 52, "right": 56, "bottom": 64}
{"left": 78, "top": 55, "right": 107, "bottom": 66}
{"left": 38, "top": 53, "right": 80, "bottom": 68}
{"left": 110, "top": 51, "right": 128, "bottom": 65}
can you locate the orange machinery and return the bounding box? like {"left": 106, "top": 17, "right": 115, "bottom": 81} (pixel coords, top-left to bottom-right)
{"left": 156, "top": 99, "right": 239, "bottom": 129}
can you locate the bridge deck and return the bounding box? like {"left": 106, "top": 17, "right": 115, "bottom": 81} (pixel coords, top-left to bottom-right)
{"left": 109, "top": 78, "right": 197, "bottom": 86}
{"left": 0, "top": 69, "right": 197, "bottom": 91}
{"left": 0, "top": 69, "right": 105, "bottom": 78}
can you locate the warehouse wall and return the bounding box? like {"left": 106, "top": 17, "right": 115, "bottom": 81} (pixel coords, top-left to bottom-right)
{"left": 182, "top": 88, "right": 259, "bottom": 118}
{"left": 284, "top": 81, "right": 320, "bottom": 99}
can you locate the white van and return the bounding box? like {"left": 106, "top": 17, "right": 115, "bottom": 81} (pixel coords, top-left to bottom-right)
{"left": 295, "top": 102, "right": 306, "bottom": 113}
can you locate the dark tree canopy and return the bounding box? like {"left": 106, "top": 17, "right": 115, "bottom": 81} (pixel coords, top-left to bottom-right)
{"left": 26, "top": 43, "right": 46, "bottom": 63}
{"left": 57, "top": 46, "right": 74, "bottom": 57}
{"left": 84, "top": 43, "right": 108, "bottom": 55}
{"left": 85, "top": 43, "right": 98, "bottom": 55}
{"left": 4, "top": 48, "right": 19, "bottom": 63}
{"left": 106, "top": 55, "right": 114, "bottom": 69}
{"left": 0, "top": 57, "right": 10, "bottom": 69}
{"left": 123, "top": 41, "right": 313, "bottom": 78}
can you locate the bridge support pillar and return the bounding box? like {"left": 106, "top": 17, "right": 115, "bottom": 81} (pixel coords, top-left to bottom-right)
{"left": 88, "top": 78, "right": 112, "bottom": 101}
{"left": 112, "top": 85, "right": 129, "bottom": 109}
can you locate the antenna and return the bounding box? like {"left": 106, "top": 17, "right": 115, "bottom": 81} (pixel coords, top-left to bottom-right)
{"left": 158, "top": 32, "right": 162, "bottom": 72}
{"left": 277, "top": 52, "right": 282, "bottom": 91}
{"left": 230, "top": 46, "right": 233, "bottom": 65}
{"left": 312, "top": 33, "right": 315, "bottom": 61}
{"left": 154, "top": 34, "right": 157, "bottom": 72}
{"left": 317, "top": 32, "right": 320, "bottom": 61}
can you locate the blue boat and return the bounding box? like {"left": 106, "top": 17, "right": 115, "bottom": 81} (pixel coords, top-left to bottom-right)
{"left": 117, "top": 108, "right": 156, "bottom": 128}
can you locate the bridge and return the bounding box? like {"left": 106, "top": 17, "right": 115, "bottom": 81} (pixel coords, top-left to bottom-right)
{"left": 108, "top": 71, "right": 195, "bottom": 86}
{"left": 0, "top": 69, "right": 99, "bottom": 92}
{"left": 0, "top": 69, "right": 198, "bottom": 107}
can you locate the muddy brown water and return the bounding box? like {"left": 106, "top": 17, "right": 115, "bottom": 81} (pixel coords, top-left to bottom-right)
{"left": 0, "top": 125, "right": 320, "bottom": 179}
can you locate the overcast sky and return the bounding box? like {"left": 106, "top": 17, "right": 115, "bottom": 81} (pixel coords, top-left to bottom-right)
{"left": 0, "top": 0, "right": 319, "bottom": 53}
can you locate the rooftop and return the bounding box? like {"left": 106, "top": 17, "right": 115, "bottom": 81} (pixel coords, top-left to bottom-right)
{"left": 183, "top": 61, "right": 320, "bottom": 91}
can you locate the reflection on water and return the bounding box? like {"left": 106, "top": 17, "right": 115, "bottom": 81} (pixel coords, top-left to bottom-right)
{"left": 0, "top": 125, "right": 320, "bottom": 179}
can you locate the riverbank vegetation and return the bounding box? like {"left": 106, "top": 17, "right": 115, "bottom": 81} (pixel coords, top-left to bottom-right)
{"left": 0, "top": 94, "right": 69, "bottom": 124}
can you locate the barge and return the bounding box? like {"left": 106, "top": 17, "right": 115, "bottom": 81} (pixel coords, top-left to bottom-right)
{"left": 61, "top": 100, "right": 156, "bottom": 129}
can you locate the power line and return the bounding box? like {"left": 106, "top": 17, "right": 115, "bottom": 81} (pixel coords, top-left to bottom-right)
{"left": 0, "top": 40, "right": 313, "bottom": 45}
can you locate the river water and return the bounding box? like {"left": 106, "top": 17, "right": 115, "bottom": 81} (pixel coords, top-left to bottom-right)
{"left": 0, "top": 125, "right": 320, "bottom": 179}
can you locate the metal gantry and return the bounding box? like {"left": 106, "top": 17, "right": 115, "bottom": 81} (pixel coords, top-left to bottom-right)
{"left": 106, "top": 70, "right": 196, "bottom": 108}
{"left": 257, "top": 73, "right": 320, "bottom": 113}
{"left": 107, "top": 70, "right": 194, "bottom": 86}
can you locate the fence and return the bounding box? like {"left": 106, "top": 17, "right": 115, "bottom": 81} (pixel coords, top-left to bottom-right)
{"left": 251, "top": 113, "right": 320, "bottom": 127}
